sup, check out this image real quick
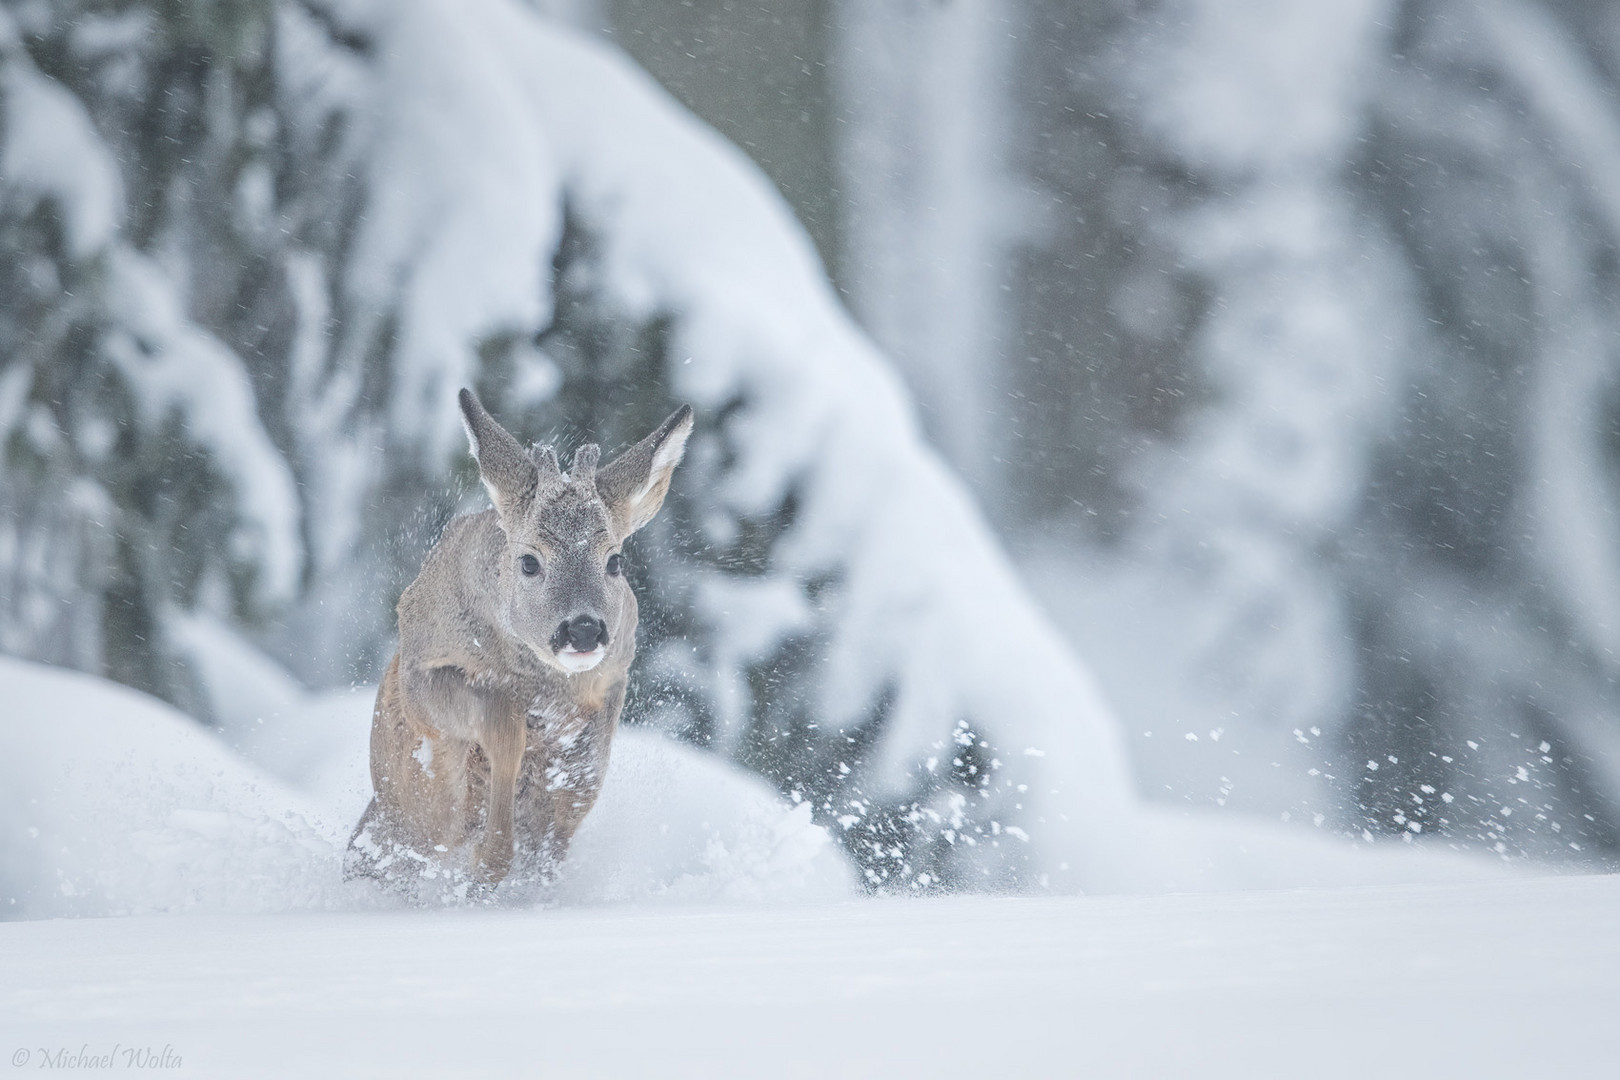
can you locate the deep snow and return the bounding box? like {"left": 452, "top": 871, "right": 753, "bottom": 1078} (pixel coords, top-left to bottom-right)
{"left": 0, "top": 656, "right": 853, "bottom": 918}
{"left": 2, "top": 643, "right": 1615, "bottom": 1076}
{"left": 2, "top": 876, "right": 1617, "bottom": 1078}
{"left": 0, "top": 651, "right": 1522, "bottom": 920}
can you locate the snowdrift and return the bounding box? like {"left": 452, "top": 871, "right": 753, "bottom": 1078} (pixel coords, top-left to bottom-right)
{"left": 1, "top": 653, "right": 1508, "bottom": 919}
{"left": 0, "top": 657, "right": 339, "bottom": 919}
{"left": 0, "top": 656, "right": 855, "bottom": 919}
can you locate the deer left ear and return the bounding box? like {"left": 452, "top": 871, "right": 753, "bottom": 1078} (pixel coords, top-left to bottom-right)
{"left": 459, "top": 389, "right": 541, "bottom": 526}
{"left": 597, "top": 405, "right": 694, "bottom": 537}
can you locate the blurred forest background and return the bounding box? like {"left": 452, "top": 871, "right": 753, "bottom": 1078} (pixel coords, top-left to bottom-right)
{"left": 5, "top": 0, "right": 1620, "bottom": 884}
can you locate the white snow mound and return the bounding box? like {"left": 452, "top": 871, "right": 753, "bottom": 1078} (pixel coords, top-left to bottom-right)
{"left": 0, "top": 657, "right": 346, "bottom": 918}
{"left": 0, "top": 657, "right": 856, "bottom": 918}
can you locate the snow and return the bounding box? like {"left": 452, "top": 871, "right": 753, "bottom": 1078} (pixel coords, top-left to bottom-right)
{"left": 50, "top": 0, "right": 1172, "bottom": 890}
{"left": 5, "top": 0, "right": 1615, "bottom": 928}
{"left": 1123, "top": 0, "right": 1394, "bottom": 174}
{"left": 102, "top": 250, "right": 306, "bottom": 604}
{"left": 0, "top": 22, "right": 123, "bottom": 258}
{"left": 0, "top": 657, "right": 340, "bottom": 920}
{"left": 325, "top": 0, "right": 564, "bottom": 459}
{"left": 1035, "top": 0, "right": 1431, "bottom": 823}
{"left": 0, "top": 633, "right": 1604, "bottom": 1068}
{"left": 0, "top": 644, "right": 1523, "bottom": 917}
{"left": 164, "top": 610, "right": 373, "bottom": 802}
{"left": 2, "top": 876, "right": 1616, "bottom": 1077}
{"left": 0, "top": 28, "right": 303, "bottom": 609}
{"left": 0, "top": 657, "right": 853, "bottom": 918}
{"left": 830, "top": 0, "right": 1013, "bottom": 482}
{"left": 1472, "top": 0, "right": 1620, "bottom": 670}
{"left": 10, "top": 0, "right": 1556, "bottom": 889}
{"left": 5, "top": 645, "right": 1608, "bottom": 1075}
{"left": 0, "top": 649, "right": 1604, "bottom": 1071}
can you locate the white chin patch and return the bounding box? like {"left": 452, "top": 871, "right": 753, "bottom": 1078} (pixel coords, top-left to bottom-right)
{"left": 556, "top": 647, "right": 605, "bottom": 674}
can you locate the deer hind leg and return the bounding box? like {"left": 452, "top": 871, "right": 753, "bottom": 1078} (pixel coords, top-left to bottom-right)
{"left": 471, "top": 695, "right": 526, "bottom": 887}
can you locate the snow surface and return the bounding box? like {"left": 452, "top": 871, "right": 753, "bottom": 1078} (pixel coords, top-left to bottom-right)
{"left": 5, "top": 657, "right": 1609, "bottom": 1075}
{"left": 2, "top": 876, "right": 1616, "bottom": 1077}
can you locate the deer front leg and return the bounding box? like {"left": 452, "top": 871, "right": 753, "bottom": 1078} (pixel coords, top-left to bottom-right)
{"left": 472, "top": 694, "right": 526, "bottom": 886}
{"left": 400, "top": 664, "right": 526, "bottom": 886}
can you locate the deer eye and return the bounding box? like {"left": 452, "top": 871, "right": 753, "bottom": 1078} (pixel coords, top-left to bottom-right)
{"left": 519, "top": 554, "right": 541, "bottom": 577}
{"left": 605, "top": 553, "right": 624, "bottom": 577}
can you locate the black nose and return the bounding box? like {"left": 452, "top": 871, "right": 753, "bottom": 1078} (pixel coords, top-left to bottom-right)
{"left": 556, "top": 615, "right": 607, "bottom": 653}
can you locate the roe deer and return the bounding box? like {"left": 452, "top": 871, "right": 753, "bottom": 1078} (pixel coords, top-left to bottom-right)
{"left": 346, "top": 390, "right": 693, "bottom": 897}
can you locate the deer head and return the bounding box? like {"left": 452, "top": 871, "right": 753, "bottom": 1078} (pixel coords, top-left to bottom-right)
{"left": 458, "top": 389, "right": 692, "bottom": 675}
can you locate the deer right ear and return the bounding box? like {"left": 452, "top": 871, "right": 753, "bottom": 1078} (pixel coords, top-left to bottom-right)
{"left": 459, "top": 389, "right": 538, "bottom": 525}
{"left": 597, "top": 405, "right": 694, "bottom": 537}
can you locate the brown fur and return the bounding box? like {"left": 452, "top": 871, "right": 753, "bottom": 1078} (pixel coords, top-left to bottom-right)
{"left": 346, "top": 394, "right": 692, "bottom": 897}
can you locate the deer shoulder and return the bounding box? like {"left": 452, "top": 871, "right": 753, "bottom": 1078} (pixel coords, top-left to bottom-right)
{"left": 395, "top": 511, "right": 537, "bottom": 743}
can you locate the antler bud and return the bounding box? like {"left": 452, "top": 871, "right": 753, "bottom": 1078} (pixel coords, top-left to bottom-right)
{"left": 569, "top": 443, "right": 600, "bottom": 485}
{"left": 529, "top": 444, "right": 564, "bottom": 499}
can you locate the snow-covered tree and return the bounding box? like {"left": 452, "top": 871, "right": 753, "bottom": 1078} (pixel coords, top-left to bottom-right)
{"left": 0, "top": 0, "right": 1142, "bottom": 891}
{"left": 1344, "top": 0, "right": 1620, "bottom": 855}
{"left": 0, "top": 1, "right": 303, "bottom": 714}
{"left": 998, "top": 0, "right": 1620, "bottom": 859}
{"left": 9, "top": 0, "right": 1620, "bottom": 885}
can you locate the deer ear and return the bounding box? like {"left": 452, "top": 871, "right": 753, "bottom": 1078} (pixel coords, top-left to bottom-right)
{"left": 459, "top": 389, "right": 538, "bottom": 525}
{"left": 597, "top": 405, "right": 694, "bottom": 537}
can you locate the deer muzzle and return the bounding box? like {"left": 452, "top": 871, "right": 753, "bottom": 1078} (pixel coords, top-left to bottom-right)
{"left": 552, "top": 615, "right": 608, "bottom": 672}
